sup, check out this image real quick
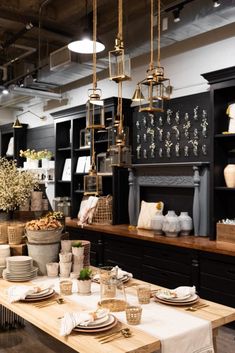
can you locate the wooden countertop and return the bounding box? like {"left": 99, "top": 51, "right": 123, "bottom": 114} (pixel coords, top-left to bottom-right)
{"left": 66, "top": 219, "right": 235, "bottom": 257}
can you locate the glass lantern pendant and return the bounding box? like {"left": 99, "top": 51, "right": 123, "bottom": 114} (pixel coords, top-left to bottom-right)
{"left": 84, "top": 168, "right": 102, "bottom": 195}
{"left": 109, "top": 38, "right": 131, "bottom": 83}
{"left": 138, "top": 67, "right": 171, "bottom": 113}
{"left": 86, "top": 88, "right": 105, "bottom": 129}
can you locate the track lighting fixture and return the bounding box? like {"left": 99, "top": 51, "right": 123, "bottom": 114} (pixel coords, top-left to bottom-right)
{"left": 173, "top": 8, "right": 181, "bottom": 23}
{"left": 12, "top": 117, "right": 22, "bottom": 129}
{"left": 213, "top": 0, "right": 221, "bottom": 7}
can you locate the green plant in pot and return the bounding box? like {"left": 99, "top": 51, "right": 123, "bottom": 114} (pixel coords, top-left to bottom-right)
{"left": 77, "top": 268, "right": 92, "bottom": 295}
{"left": 72, "top": 241, "right": 84, "bottom": 256}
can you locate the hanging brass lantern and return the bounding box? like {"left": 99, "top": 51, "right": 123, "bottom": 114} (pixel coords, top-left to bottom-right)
{"left": 109, "top": 0, "right": 131, "bottom": 83}
{"left": 86, "top": 88, "right": 105, "bottom": 129}
{"left": 84, "top": 129, "right": 103, "bottom": 195}
{"left": 132, "top": 0, "right": 171, "bottom": 113}
{"left": 84, "top": 169, "right": 103, "bottom": 195}
{"left": 84, "top": 0, "right": 103, "bottom": 195}
{"left": 109, "top": 38, "right": 131, "bottom": 83}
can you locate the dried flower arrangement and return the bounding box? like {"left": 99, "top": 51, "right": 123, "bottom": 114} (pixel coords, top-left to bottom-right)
{"left": 0, "top": 157, "right": 38, "bottom": 212}
{"left": 20, "top": 149, "right": 53, "bottom": 160}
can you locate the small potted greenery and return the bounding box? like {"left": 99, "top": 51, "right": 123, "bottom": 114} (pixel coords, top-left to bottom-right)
{"left": 72, "top": 241, "right": 84, "bottom": 256}
{"left": 77, "top": 268, "right": 93, "bottom": 295}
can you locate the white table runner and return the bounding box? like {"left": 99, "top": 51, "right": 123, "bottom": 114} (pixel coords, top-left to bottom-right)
{"left": 32, "top": 277, "right": 214, "bottom": 353}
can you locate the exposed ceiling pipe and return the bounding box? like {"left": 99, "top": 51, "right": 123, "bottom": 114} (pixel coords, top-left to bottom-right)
{"left": 38, "top": 0, "right": 53, "bottom": 68}
{"left": 0, "top": 23, "right": 34, "bottom": 50}
{"left": 2, "top": 44, "right": 36, "bottom": 67}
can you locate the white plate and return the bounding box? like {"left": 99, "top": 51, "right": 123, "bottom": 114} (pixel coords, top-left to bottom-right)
{"left": 76, "top": 314, "right": 115, "bottom": 329}
{"left": 157, "top": 292, "right": 192, "bottom": 301}
{"left": 155, "top": 293, "right": 199, "bottom": 304}
{"left": 26, "top": 288, "right": 51, "bottom": 298}
{"left": 6, "top": 256, "right": 32, "bottom": 262}
{"left": 87, "top": 315, "right": 110, "bottom": 326}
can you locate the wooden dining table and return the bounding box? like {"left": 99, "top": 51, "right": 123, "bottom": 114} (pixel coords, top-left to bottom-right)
{"left": 0, "top": 276, "right": 235, "bottom": 353}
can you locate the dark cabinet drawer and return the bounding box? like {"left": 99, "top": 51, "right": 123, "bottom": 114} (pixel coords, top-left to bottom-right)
{"left": 104, "top": 237, "right": 142, "bottom": 258}
{"left": 143, "top": 243, "right": 192, "bottom": 275}
{"left": 200, "top": 258, "right": 235, "bottom": 281}
{"left": 143, "top": 264, "right": 191, "bottom": 288}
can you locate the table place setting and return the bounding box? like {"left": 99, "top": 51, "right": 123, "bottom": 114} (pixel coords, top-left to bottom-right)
{"left": 154, "top": 286, "right": 200, "bottom": 306}
{"left": 92, "top": 266, "right": 133, "bottom": 284}
{"left": 59, "top": 308, "right": 117, "bottom": 336}
{"left": 7, "top": 283, "right": 55, "bottom": 303}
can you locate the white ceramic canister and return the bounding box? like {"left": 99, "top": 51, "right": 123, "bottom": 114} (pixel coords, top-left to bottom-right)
{"left": 178, "top": 212, "right": 193, "bottom": 236}
{"left": 151, "top": 211, "right": 165, "bottom": 235}
{"left": 224, "top": 164, "right": 235, "bottom": 188}
{"left": 162, "top": 210, "right": 181, "bottom": 237}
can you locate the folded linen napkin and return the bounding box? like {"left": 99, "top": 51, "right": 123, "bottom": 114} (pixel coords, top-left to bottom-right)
{"left": 93, "top": 266, "right": 133, "bottom": 282}
{"left": 8, "top": 286, "right": 40, "bottom": 303}
{"left": 158, "top": 286, "right": 196, "bottom": 299}
{"left": 60, "top": 312, "right": 94, "bottom": 336}
{"left": 60, "top": 308, "right": 109, "bottom": 336}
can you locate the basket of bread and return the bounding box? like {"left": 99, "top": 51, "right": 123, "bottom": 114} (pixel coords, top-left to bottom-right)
{"left": 25, "top": 216, "right": 63, "bottom": 244}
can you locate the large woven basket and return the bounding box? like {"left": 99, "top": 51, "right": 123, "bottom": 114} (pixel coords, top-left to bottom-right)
{"left": 26, "top": 228, "right": 63, "bottom": 244}
{"left": 92, "top": 195, "right": 112, "bottom": 225}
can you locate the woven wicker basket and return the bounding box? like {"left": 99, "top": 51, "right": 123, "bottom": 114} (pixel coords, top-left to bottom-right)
{"left": 0, "top": 224, "right": 8, "bottom": 244}
{"left": 7, "top": 225, "right": 24, "bottom": 245}
{"left": 92, "top": 195, "right": 112, "bottom": 225}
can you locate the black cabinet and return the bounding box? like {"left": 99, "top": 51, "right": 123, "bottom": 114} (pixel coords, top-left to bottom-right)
{"left": 199, "top": 251, "right": 235, "bottom": 307}
{"left": 52, "top": 97, "right": 132, "bottom": 222}
{"left": 202, "top": 67, "right": 235, "bottom": 237}
{"left": 0, "top": 123, "right": 27, "bottom": 166}
{"left": 103, "top": 235, "right": 143, "bottom": 279}
{"left": 143, "top": 243, "right": 196, "bottom": 288}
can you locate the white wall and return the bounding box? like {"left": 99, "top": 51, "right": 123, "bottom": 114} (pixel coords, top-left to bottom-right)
{"left": 9, "top": 23, "right": 235, "bottom": 128}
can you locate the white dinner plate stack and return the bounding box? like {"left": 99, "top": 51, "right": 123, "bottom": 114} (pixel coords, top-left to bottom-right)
{"left": 154, "top": 286, "right": 199, "bottom": 306}
{"left": 3, "top": 256, "right": 38, "bottom": 282}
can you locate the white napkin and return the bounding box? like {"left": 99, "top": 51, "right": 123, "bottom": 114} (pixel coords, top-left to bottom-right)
{"left": 158, "top": 286, "right": 196, "bottom": 299}
{"left": 60, "top": 312, "right": 94, "bottom": 336}
{"left": 115, "top": 266, "right": 133, "bottom": 279}
{"left": 8, "top": 286, "right": 38, "bottom": 303}
{"left": 60, "top": 308, "right": 110, "bottom": 336}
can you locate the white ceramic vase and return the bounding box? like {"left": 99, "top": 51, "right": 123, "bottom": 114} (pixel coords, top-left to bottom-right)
{"left": 151, "top": 211, "right": 165, "bottom": 235}
{"left": 162, "top": 210, "right": 181, "bottom": 237}
{"left": 178, "top": 212, "right": 193, "bottom": 236}
{"left": 224, "top": 164, "right": 235, "bottom": 187}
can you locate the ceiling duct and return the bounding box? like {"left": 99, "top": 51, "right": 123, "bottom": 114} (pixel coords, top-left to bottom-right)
{"left": 10, "top": 86, "right": 63, "bottom": 100}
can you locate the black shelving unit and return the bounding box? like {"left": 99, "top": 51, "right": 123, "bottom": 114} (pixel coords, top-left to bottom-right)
{"left": 0, "top": 123, "right": 28, "bottom": 167}
{"left": 202, "top": 66, "right": 235, "bottom": 238}
{"left": 52, "top": 97, "right": 132, "bottom": 222}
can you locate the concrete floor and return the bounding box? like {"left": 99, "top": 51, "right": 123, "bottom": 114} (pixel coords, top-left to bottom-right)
{"left": 0, "top": 322, "right": 234, "bottom": 353}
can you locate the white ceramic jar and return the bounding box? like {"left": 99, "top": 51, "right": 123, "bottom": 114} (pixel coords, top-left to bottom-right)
{"left": 151, "top": 211, "right": 165, "bottom": 235}
{"left": 224, "top": 164, "right": 235, "bottom": 187}
{"left": 162, "top": 210, "right": 181, "bottom": 237}
{"left": 178, "top": 212, "right": 193, "bottom": 236}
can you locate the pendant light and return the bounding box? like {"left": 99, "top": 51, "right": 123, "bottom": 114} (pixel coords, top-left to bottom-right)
{"left": 108, "top": 0, "right": 131, "bottom": 82}
{"left": 68, "top": 0, "right": 105, "bottom": 54}
{"left": 86, "top": 1, "right": 105, "bottom": 129}
{"left": 108, "top": 0, "right": 132, "bottom": 167}
{"left": 12, "top": 117, "right": 22, "bottom": 128}
{"left": 84, "top": 0, "right": 103, "bottom": 196}
{"left": 132, "top": 0, "right": 171, "bottom": 113}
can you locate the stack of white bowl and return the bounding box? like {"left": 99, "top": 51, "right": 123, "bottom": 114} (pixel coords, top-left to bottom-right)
{"left": 0, "top": 245, "right": 10, "bottom": 277}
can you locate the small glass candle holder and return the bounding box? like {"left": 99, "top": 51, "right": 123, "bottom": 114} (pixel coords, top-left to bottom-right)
{"left": 60, "top": 280, "right": 73, "bottom": 295}
{"left": 125, "top": 305, "right": 142, "bottom": 325}
{"left": 137, "top": 284, "right": 151, "bottom": 304}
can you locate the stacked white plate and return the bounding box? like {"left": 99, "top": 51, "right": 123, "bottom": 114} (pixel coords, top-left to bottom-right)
{"left": 73, "top": 309, "right": 118, "bottom": 333}
{"left": 3, "top": 256, "right": 38, "bottom": 282}
{"left": 155, "top": 286, "right": 199, "bottom": 306}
